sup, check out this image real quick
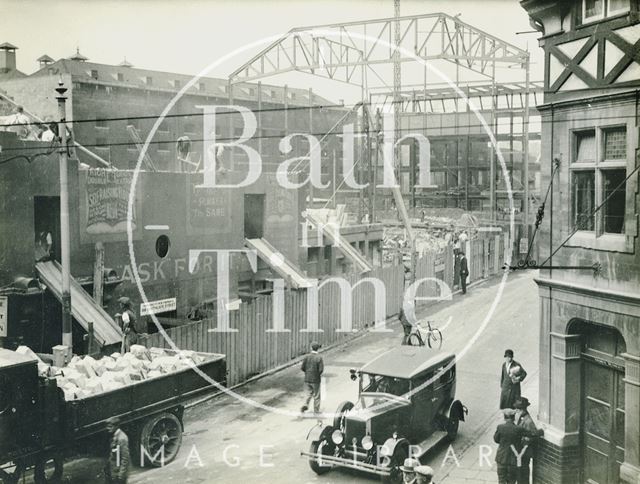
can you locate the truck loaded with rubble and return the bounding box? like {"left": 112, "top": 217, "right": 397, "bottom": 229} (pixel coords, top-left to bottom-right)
{"left": 0, "top": 345, "right": 226, "bottom": 484}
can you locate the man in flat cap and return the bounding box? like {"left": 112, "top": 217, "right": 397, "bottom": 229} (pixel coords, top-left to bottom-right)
{"left": 401, "top": 457, "right": 421, "bottom": 483}
{"left": 494, "top": 409, "right": 526, "bottom": 484}
{"left": 104, "top": 417, "right": 130, "bottom": 483}
{"left": 515, "top": 397, "right": 543, "bottom": 484}
{"left": 414, "top": 465, "right": 435, "bottom": 484}
{"left": 116, "top": 297, "right": 144, "bottom": 353}
{"left": 301, "top": 341, "right": 323, "bottom": 416}
{"left": 500, "top": 349, "right": 527, "bottom": 409}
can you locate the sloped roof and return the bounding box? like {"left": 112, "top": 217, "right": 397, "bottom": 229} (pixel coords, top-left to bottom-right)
{"left": 0, "top": 42, "right": 18, "bottom": 50}
{"left": 0, "top": 69, "right": 27, "bottom": 81}
{"left": 37, "top": 54, "right": 54, "bottom": 63}
{"left": 30, "top": 58, "right": 336, "bottom": 106}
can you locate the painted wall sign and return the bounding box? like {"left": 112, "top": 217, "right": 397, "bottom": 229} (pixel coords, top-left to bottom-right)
{"left": 0, "top": 296, "right": 7, "bottom": 337}
{"left": 79, "top": 168, "right": 141, "bottom": 243}
{"left": 187, "top": 181, "right": 232, "bottom": 234}
{"left": 140, "top": 297, "right": 177, "bottom": 316}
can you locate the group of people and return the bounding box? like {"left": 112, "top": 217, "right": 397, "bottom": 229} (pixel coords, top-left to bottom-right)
{"left": 0, "top": 106, "right": 57, "bottom": 141}
{"left": 494, "top": 349, "right": 542, "bottom": 484}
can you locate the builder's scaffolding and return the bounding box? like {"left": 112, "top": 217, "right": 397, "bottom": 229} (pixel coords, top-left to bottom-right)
{"left": 228, "top": 12, "right": 538, "bottom": 227}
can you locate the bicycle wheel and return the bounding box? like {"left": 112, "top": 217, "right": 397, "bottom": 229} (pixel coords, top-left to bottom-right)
{"left": 408, "top": 333, "right": 424, "bottom": 346}
{"left": 427, "top": 329, "right": 443, "bottom": 349}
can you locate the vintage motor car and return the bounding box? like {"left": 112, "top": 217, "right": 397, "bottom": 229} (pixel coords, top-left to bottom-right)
{"left": 302, "top": 346, "right": 467, "bottom": 482}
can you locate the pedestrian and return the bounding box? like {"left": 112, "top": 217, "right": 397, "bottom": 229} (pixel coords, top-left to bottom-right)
{"left": 116, "top": 297, "right": 144, "bottom": 353}
{"left": 400, "top": 457, "right": 421, "bottom": 484}
{"left": 500, "top": 349, "right": 527, "bottom": 409}
{"left": 414, "top": 465, "right": 435, "bottom": 484}
{"left": 399, "top": 307, "right": 414, "bottom": 345}
{"left": 41, "top": 123, "right": 56, "bottom": 142}
{"left": 493, "top": 409, "right": 525, "bottom": 484}
{"left": 459, "top": 250, "right": 469, "bottom": 294}
{"left": 9, "top": 106, "right": 30, "bottom": 139}
{"left": 514, "top": 397, "right": 543, "bottom": 484}
{"left": 104, "top": 417, "right": 130, "bottom": 484}
{"left": 301, "top": 341, "right": 323, "bottom": 416}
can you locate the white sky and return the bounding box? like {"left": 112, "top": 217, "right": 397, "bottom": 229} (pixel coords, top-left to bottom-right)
{"left": 0, "top": 0, "right": 544, "bottom": 102}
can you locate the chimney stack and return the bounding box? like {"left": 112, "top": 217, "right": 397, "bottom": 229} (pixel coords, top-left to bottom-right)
{"left": 0, "top": 42, "right": 18, "bottom": 73}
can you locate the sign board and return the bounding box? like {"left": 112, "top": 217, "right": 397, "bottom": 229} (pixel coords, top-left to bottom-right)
{"left": 79, "top": 168, "right": 141, "bottom": 243}
{"left": 140, "top": 297, "right": 177, "bottom": 316}
{"left": 0, "top": 296, "right": 7, "bottom": 337}
{"left": 434, "top": 254, "right": 446, "bottom": 273}
{"left": 519, "top": 237, "right": 529, "bottom": 254}
{"left": 187, "top": 181, "right": 232, "bottom": 235}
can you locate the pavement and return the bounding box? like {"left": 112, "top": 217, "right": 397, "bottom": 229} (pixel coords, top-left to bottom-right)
{"left": 32, "top": 270, "right": 540, "bottom": 484}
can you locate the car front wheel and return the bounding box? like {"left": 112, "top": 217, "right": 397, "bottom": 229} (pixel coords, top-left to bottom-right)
{"left": 380, "top": 444, "right": 408, "bottom": 484}
{"left": 308, "top": 440, "right": 333, "bottom": 475}
{"left": 447, "top": 416, "right": 460, "bottom": 440}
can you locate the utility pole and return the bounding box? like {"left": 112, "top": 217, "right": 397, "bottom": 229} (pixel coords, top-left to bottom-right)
{"left": 56, "top": 80, "right": 72, "bottom": 351}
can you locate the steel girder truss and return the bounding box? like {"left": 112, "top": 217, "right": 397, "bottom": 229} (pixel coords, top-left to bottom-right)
{"left": 228, "top": 13, "right": 530, "bottom": 86}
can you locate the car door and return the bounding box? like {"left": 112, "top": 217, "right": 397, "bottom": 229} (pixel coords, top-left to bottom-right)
{"left": 410, "top": 371, "right": 434, "bottom": 438}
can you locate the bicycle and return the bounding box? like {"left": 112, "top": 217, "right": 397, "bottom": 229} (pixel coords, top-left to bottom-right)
{"left": 407, "top": 320, "right": 443, "bottom": 349}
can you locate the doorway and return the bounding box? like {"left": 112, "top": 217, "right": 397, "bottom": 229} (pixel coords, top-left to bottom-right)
{"left": 33, "top": 196, "right": 61, "bottom": 262}
{"left": 574, "top": 323, "right": 626, "bottom": 484}
{"left": 244, "top": 194, "right": 265, "bottom": 239}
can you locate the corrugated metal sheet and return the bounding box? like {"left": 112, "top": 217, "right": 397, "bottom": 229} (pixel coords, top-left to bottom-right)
{"left": 245, "top": 237, "right": 312, "bottom": 289}
{"left": 36, "top": 261, "right": 122, "bottom": 347}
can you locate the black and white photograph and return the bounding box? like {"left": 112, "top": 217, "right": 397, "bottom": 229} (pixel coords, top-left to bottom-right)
{"left": 0, "top": 1, "right": 638, "bottom": 483}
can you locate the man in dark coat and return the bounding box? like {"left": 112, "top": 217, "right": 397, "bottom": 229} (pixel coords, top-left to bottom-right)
{"left": 301, "top": 341, "right": 324, "bottom": 415}
{"left": 399, "top": 307, "right": 414, "bottom": 345}
{"left": 459, "top": 250, "right": 469, "bottom": 294}
{"left": 500, "top": 349, "right": 527, "bottom": 409}
{"left": 493, "top": 409, "right": 526, "bottom": 484}
{"left": 104, "top": 417, "right": 130, "bottom": 484}
{"left": 515, "top": 397, "right": 543, "bottom": 484}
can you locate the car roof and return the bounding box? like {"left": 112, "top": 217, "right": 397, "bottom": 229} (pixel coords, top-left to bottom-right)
{"left": 360, "top": 346, "right": 455, "bottom": 379}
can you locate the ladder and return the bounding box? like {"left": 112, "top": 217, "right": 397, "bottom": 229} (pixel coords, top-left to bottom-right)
{"left": 127, "top": 124, "right": 157, "bottom": 171}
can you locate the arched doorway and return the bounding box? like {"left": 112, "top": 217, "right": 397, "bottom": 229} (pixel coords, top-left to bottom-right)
{"left": 568, "top": 320, "right": 626, "bottom": 484}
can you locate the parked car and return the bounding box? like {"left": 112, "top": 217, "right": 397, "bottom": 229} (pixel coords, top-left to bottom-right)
{"left": 303, "top": 346, "right": 467, "bottom": 483}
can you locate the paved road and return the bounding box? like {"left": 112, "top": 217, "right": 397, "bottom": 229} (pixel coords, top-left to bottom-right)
{"left": 46, "top": 271, "right": 539, "bottom": 483}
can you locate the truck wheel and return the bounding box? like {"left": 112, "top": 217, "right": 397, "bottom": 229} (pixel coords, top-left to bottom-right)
{"left": 139, "top": 412, "right": 183, "bottom": 467}
{"left": 332, "top": 401, "right": 354, "bottom": 431}
{"left": 34, "top": 455, "right": 63, "bottom": 484}
{"left": 308, "top": 440, "right": 333, "bottom": 475}
{"left": 0, "top": 460, "right": 25, "bottom": 484}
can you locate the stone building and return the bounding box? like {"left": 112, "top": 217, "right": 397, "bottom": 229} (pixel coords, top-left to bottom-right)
{"left": 520, "top": 1, "right": 640, "bottom": 483}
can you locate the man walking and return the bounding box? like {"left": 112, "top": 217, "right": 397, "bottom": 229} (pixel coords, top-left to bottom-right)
{"left": 104, "top": 417, "right": 130, "bottom": 484}
{"left": 116, "top": 297, "right": 145, "bottom": 353}
{"left": 459, "top": 250, "right": 469, "bottom": 294}
{"left": 301, "top": 341, "right": 323, "bottom": 416}
{"left": 514, "top": 397, "right": 543, "bottom": 484}
{"left": 493, "top": 409, "right": 525, "bottom": 484}
{"left": 500, "top": 349, "right": 527, "bottom": 409}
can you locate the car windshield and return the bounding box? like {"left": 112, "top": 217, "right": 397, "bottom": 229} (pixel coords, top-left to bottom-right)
{"left": 356, "top": 392, "right": 408, "bottom": 409}
{"left": 362, "top": 374, "right": 411, "bottom": 397}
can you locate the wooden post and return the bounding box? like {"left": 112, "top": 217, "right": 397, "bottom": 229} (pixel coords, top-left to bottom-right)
{"left": 93, "top": 242, "right": 104, "bottom": 306}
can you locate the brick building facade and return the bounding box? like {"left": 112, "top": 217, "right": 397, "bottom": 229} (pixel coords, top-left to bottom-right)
{"left": 521, "top": 1, "right": 640, "bottom": 483}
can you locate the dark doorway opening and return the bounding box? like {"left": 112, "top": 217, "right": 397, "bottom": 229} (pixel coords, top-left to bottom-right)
{"left": 244, "top": 194, "right": 265, "bottom": 239}
{"left": 33, "top": 196, "right": 61, "bottom": 262}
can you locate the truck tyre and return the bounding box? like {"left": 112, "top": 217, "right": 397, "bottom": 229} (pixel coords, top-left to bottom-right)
{"left": 139, "top": 412, "right": 183, "bottom": 467}
{"left": 308, "top": 440, "right": 333, "bottom": 475}
{"left": 332, "top": 401, "right": 354, "bottom": 431}
{"left": 33, "top": 455, "right": 63, "bottom": 484}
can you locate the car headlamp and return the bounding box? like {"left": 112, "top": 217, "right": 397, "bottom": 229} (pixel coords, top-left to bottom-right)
{"left": 331, "top": 429, "right": 344, "bottom": 445}
{"left": 361, "top": 435, "right": 374, "bottom": 450}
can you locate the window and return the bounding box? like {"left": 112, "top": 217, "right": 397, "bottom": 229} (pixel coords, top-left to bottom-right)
{"left": 174, "top": 79, "right": 181, "bottom": 89}
{"left": 570, "top": 126, "right": 627, "bottom": 236}
{"left": 95, "top": 118, "right": 108, "bottom": 129}
{"left": 582, "top": 0, "right": 629, "bottom": 22}
{"left": 158, "top": 120, "right": 169, "bottom": 133}
{"left": 199, "top": 82, "right": 206, "bottom": 91}
{"left": 91, "top": 69, "right": 99, "bottom": 80}
{"left": 145, "top": 76, "right": 153, "bottom": 85}
{"left": 126, "top": 118, "right": 139, "bottom": 130}
{"left": 184, "top": 122, "right": 196, "bottom": 134}
{"left": 117, "top": 72, "right": 124, "bottom": 81}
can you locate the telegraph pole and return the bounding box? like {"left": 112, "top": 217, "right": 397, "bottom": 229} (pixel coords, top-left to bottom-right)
{"left": 56, "top": 80, "right": 72, "bottom": 351}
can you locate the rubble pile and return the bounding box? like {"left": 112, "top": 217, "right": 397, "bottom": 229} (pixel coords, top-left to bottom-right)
{"left": 382, "top": 227, "right": 451, "bottom": 264}
{"left": 14, "top": 345, "right": 204, "bottom": 401}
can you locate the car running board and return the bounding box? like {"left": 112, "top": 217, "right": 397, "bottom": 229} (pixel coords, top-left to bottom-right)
{"left": 413, "top": 430, "right": 448, "bottom": 457}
